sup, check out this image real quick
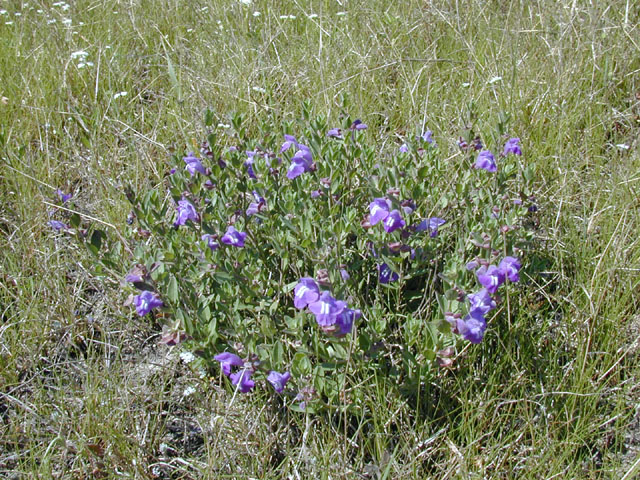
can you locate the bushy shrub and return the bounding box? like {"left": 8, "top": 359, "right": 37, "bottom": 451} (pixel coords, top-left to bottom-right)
{"left": 72, "top": 104, "right": 536, "bottom": 413}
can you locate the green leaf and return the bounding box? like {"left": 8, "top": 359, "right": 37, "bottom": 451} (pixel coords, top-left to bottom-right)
{"left": 167, "top": 275, "right": 179, "bottom": 303}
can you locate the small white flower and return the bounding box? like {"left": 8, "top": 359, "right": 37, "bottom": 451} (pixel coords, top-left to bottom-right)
{"left": 47, "top": 19, "right": 56, "bottom": 24}
{"left": 113, "top": 91, "right": 128, "bottom": 99}
{"left": 0, "top": 10, "right": 8, "bottom": 15}
{"left": 238, "top": 0, "right": 252, "bottom": 5}
{"left": 179, "top": 351, "right": 196, "bottom": 363}
{"left": 70, "top": 50, "right": 89, "bottom": 59}
{"left": 217, "top": 123, "right": 231, "bottom": 129}
{"left": 182, "top": 386, "right": 197, "bottom": 397}
{"left": 280, "top": 14, "right": 296, "bottom": 19}
{"left": 337, "top": 11, "right": 347, "bottom": 16}
{"left": 616, "top": 144, "right": 630, "bottom": 150}
{"left": 253, "top": 11, "right": 261, "bottom": 17}
{"left": 61, "top": 18, "right": 72, "bottom": 26}
{"left": 252, "top": 86, "right": 266, "bottom": 93}
{"left": 488, "top": 76, "right": 502, "bottom": 84}
{"left": 5, "top": 21, "right": 13, "bottom": 25}
{"left": 307, "top": 13, "right": 318, "bottom": 19}
{"left": 14, "top": 12, "right": 21, "bottom": 16}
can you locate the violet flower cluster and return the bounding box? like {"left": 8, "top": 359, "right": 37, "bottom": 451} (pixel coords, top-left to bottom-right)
{"left": 213, "top": 352, "right": 291, "bottom": 394}
{"left": 293, "top": 277, "right": 361, "bottom": 336}
{"left": 456, "top": 256, "right": 522, "bottom": 343}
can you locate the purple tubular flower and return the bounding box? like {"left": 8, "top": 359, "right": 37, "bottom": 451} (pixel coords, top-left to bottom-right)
{"left": 466, "top": 260, "right": 479, "bottom": 271}
{"left": 350, "top": 119, "right": 367, "bottom": 130}
{"left": 327, "top": 128, "right": 342, "bottom": 138}
{"left": 416, "top": 217, "right": 446, "bottom": 237}
{"left": 378, "top": 263, "right": 399, "bottom": 284}
{"left": 399, "top": 143, "right": 408, "bottom": 153}
{"left": 133, "top": 291, "right": 163, "bottom": 316}
{"left": 214, "top": 352, "right": 243, "bottom": 376}
{"left": 230, "top": 369, "right": 255, "bottom": 393}
{"left": 369, "top": 198, "right": 391, "bottom": 225}
{"left": 286, "top": 148, "right": 313, "bottom": 180}
{"left": 55, "top": 189, "right": 72, "bottom": 203}
{"left": 174, "top": 199, "right": 199, "bottom": 227}
{"left": 499, "top": 256, "right": 521, "bottom": 282}
{"left": 267, "top": 371, "right": 291, "bottom": 393}
{"left": 294, "top": 277, "right": 320, "bottom": 309}
{"left": 335, "top": 307, "right": 361, "bottom": 335}
{"left": 467, "top": 288, "right": 496, "bottom": 315}
{"left": 244, "top": 151, "right": 258, "bottom": 179}
{"left": 201, "top": 234, "right": 219, "bottom": 251}
{"left": 383, "top": 210, "right": 405, "bottom": 233}
{"left": 503, "top": 137, "right": 522, "bottom": 156}
{"left": 125, "top": 265, "right": 146, "bottom": 283}
{"left": 476, "top": 265, "right": 505, "bottom": 294}
{"left": 456, "top": 309, "right": 487, "bottom": 344}
{"left": 421, "top": 130, "right": 435, "bottom": 145}
{"left": 246, "top": 191, "right": 266, "bottom": 216}
{"left": 281, "top": 135, "right": 298, "bottom": 153}
{"left": 48, "top": 220, "right": 69, "bottom": 231}
{"left": 308, "top": 291, "right": 345, "bottom": 326}
{"left": 183, "top": 152, "right": 206, "bottom": 176}
{"left": 475, "top": 150, "right": 497, "bottom": 172}
{"left": 221, "top": 226, "right": 247, "bottom": 247}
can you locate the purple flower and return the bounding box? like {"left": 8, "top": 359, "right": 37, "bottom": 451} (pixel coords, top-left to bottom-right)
{"left": 133, "top": 291, "right": 163, "bottom": 316}
{"left": 294, "top": 277, "right": 320, "bottom": 309}
{"left": 476, "top": 265, "right": 505, "bottom": 294}
{"left": 340, "top": 268, "right": 350, "bottom": 281}
{"left": 499, "top": 256, "right": 521, "bottom": 282}
{"left": 350, "top": 119, "right": 367, "bottom": 130}
{"left": 55, "top": 189, "right": 72, "bottom": 203}
{"left": 475, "top": 150, "right": 497, "bottom": 172}
{"left": 466, "top": 260, "right": 479, "bottom": 271}
{"left": 420, "top": 130, "right": 435, "bottom": 145}
{"left": 174, "top": 198, "right": 199, "bottom": 227}
{"left": 335, "top": 307, "right": 361, "bottom": 335}
{"left": 415, "top": 217, "right": 446, "bottom": 237}
{"left": 214, "top": 352, "right": 243, "bottom": 376}
{"left": 369, "top": 198, "right": 391, "bottom": 225}
{"left": 308, "top": 291, "right": 345, "bottom": 326}
{"left": 383, "top": 209, "right": 405, "bottom": 233}
{"left": 503, "top": 137, "right": 522, "bottom": 156}
{"left": 399, "top": 143, "right": 409, "bottom": 153}
{"left": 246, "top": 191, "right": 266, "bottom": 216}
{"left": 48, "top": 220, "right": 69, "bottom": 231}
{"left": 378, "top": 263, "right": 399, "bottom": 284}
{"left": 467, "top": 288, "right": 496, "bottom": 315}
{"left": 230, "top": 369, "right": 255, "bottom": 393}
{"left": 456, "top": 309, "right": 487, "bottom": 344}
{"left": 286, "top": 148, "right": 313, "bottom": 180}
{"left": 183, "top": 152, "right": 206, "bottom": 176}
{"left": 244, "top": 151, "right": 258, "bottom": 179}
{"left": 310, "top": 190, "right": 322, "bottom": 199}
{"left": 281, "top": 134, "right": 299, "bottom": 153}
{"left": 267, "top": 371, "right": 291, "bottom": 393}
{"left": 201, "top": 234, "right": 219, "bottom": 251}
{"left": 327, "top": 128, "right": 342, "bottom": 138}
{"left": 125, "top": 264, "right": 146, "bottom": 283}
{"left": 221, "top": 226, "right": 247, "bottom": 247}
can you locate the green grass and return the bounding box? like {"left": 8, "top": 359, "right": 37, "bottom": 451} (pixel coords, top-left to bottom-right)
{"left": 1, "top": 0, "right": 639, "bottom": 477}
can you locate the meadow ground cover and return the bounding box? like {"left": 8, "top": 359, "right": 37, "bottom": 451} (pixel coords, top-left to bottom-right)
{"left": 1, "top": 0, "right": 639, "bottom": 478}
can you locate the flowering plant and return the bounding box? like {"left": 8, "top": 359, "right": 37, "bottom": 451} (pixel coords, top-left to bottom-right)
{"left": 78, "top": 104, "right": 536, "bottom": 413}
